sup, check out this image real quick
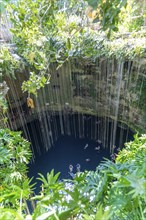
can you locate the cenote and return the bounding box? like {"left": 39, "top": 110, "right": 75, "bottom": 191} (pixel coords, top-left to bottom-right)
{"left": 1, "top": 0, "right": 146, "bottom": 218}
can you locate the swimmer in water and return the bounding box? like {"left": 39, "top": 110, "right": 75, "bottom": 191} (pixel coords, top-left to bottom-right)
{"left": 95, "top": 146, "right": 100, "bottom": 151}
{"left": 68, "top": 165, "right": 75, "bottom": 179}
{"left": 69, "top": 164, "right": 73, "bottom": 173}
{"left": 86, "top": 158, "right": 90, "bottom": 162}
{"left": 110, "top": 153, "right": 117, "bottom": 162}
{"left": 76, "top": 163, "right": 81, "bottom": 172}
{"left": 84, "top": 143, "right": 88, "bottom": 149}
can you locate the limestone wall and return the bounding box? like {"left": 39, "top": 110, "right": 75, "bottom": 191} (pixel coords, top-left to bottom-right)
{"left": 6, "top": 58, "right": 146, "bottom": 133}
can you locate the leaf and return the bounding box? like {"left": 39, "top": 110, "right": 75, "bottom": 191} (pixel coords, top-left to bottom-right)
{"left": 36, "top": 210, "right": 55, "bottom": 220}
{"left": 66, "top": 38, "right": 71, "bottom": 50}
{"left": 41, "top": 76, "right": 47, "bottom": 84}
{"left": 37, "top": 173, "right": 48, "bottom": 186}
{"left": 59, "top": 208, "right": 75, "bottom": 220}
{"left": 95, "top": 205, "right": 110, "bottom": 220}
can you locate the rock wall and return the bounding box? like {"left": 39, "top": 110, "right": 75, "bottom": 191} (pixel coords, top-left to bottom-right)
{"left": 6, "top": 58, "right": 146, "bottom": 133}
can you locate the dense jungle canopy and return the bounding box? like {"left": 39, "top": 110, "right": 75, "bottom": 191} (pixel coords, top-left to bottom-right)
{"left": 1, "top": 0, "right": 146, "bottom": 96}
{"left": 0, "top": 0, "right": 146, "bottom": 220}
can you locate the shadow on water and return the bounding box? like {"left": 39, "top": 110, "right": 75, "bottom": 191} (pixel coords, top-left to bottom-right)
{"left": 26, "top": 114, "right": 134, "bottom": 194}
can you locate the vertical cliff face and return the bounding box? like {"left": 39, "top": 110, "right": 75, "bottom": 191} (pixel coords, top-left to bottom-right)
{"left": 6, "top": 57, "right": 146, "bottom": 134}
{"left": 34, "top": 58, "right": 146, "bottom": 132}
{"left": 68, "top": 58, "right": 146, "bottom": 132}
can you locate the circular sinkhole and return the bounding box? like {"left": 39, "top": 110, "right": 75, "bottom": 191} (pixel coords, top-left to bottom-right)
{"left": 23, "top": 113, "right": 134, "bottom": 191}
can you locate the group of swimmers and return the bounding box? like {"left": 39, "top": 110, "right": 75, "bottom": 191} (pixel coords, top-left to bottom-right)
{"left": 68, "top": 142, "right": 121, "bottom": 178}
{"left": 84, "top": 141, "right": 120, "bottom": 163}
{"left": 68, "top": 164, "right": 81, "bottom": 178}
{"left": 83, "top": 140, "right": 102, "bottom": 162}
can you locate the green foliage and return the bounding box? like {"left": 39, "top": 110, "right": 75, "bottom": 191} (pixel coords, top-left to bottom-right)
{"left": 0, "top": 128, "right": 32, "bottom": 184}
{"left": 0, "top": 133, "right": 146, "bottom": 219}
{"left": 22, "top": 72, "right": 50, "bottom": 95}
{"left": 0, "top": 47, "right": 21, "bottom": 78}
{"left": 0, "top": 0, "right": 12, "bottom": 15}
{"left": 86, "top": 0, "right": 128, "bottom": 36}
{"left": 5, "top": 0, "right": 145, "bottom": 95}
{"left": 119, "top": 0, "right": 145, "bottom": 32}
{"left": 0, "top": 81, "right": 10, "bottom": 128}
{"left": 0, "top": 128, "right": 35, "bottom": 217}
{"left": 0, "top": 0, "right": 144, "bottom": 97}
{"left": 86, "top": 0, "right": 145, "bottom": 35}
{"left": 116, "top": 133, "right": 146, "bottom": 165}
{"left": 0, "top": 208, "right": 25, "bottom": 220}
{"left": 0, "top": 95, "right": 8, "bottom": 112}
{"left": 7, "top": 0, "right": 60, "bottom": 93}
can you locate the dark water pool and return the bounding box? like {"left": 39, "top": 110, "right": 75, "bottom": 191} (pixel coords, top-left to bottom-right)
{"left": 28, "top": 135, "right": 112, "bottom": 193}
{"left": 28, "top": 135, "right": 110, "bottom": 178}
{"left": 25, "top": 114, "right": 134, "bottom": 193}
